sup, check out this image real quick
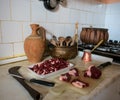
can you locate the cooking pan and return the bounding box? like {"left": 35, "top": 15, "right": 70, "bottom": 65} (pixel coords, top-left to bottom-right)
{"left": 40, "top": 0, "right": 60, "bottom": 10}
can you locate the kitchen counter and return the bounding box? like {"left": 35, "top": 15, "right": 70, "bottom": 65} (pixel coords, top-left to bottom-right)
{"left": 0, "top": 54, "right": 120, "bottom": 100}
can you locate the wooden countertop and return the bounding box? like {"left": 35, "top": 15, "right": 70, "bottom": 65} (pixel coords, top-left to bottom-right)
{"left": 0, "top": 54, "right": 120, "bottom": 100}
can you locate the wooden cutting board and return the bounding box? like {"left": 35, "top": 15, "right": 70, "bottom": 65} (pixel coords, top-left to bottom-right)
{"left": 50, "top": 69, "right": 104, "bottom": 95}
{"left": 18, "top": 55, "right": 112, "bottom": 96}
{"left": 19, "top": 66, "right": 104, "bottom": 95}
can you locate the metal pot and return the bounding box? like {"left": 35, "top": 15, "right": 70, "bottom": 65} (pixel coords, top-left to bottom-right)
{"left": 40, "top": 0, "right": 60, "bottom": 10}
{"left": 49, "top": 43, "right": 78, "bottom": 60}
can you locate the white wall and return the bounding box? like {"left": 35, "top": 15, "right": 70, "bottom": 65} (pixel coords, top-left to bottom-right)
{"left": 105, "top": 2, "right": 120, "bottom": 40}
{"left": 0, "top": 0, "right": 106, "bottom": 60}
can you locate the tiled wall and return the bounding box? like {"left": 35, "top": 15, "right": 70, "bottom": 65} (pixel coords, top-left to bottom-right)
{"left": 105, "top": 2, "right": 120, "bottom": 40}
{"left": 0, "top": 0, "right": 106, "bottom": 61}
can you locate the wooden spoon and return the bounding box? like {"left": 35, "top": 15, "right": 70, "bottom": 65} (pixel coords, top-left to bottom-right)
{"left": 71, "top": 22, "right": 79, "bottom": 46}
{"left": 65, "top": 36, "right": 72, "bottom": 46}
{"left": 58, "top": 36, "right": 65, "bottom": 47}
{"left": 91, "top": 40, "right": 103, "bottom": 52}
{"left": 50, "top": 39, "right": 57, "bottom": 46}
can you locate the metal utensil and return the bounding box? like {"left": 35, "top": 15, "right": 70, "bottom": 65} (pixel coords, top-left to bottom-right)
{"left": 10, "top": 73, "right": 55, "bottom": 87}
{"left": 97, "top": 61, "right": 112, "bottom": 70}
{"left": 83, "top": 62, "right": 112, "bottom": 73}
{"left": 8, "top": 66, "right": 43, "bottom": 100}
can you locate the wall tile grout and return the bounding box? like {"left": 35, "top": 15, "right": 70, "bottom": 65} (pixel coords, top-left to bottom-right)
{"left": 0, "top": 0, "right": 109, "bottom": 62}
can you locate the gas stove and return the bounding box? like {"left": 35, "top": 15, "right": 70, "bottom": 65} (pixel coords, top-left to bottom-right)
{"left": 78, "top": 40, "right": 120, "bottom": 64}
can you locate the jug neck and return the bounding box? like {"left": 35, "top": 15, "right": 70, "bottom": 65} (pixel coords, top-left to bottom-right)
{"left": 30, "top": 24, "right": 39, "bottom": 35}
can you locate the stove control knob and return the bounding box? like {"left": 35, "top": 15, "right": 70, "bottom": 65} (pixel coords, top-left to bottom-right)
{"left": 108, "top": 40, "right": 113, "bottom": 44}
{"left": 114, "top": 40, "right": 118, "bottom": 44}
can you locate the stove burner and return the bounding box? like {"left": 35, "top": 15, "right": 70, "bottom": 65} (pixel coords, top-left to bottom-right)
{"left": 110, "top": 48, "right": 120, "bottom": 54}
{"left": 78, "top": 39, "right": 120, "bottom": 64}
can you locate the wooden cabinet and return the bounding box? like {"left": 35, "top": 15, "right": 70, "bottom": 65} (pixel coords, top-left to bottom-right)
{"left": 99, "top": 0, "right": 120, "bottom": 4}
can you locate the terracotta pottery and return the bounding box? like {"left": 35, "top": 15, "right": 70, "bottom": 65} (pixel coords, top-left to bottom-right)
{"left": 24, "top": 24, "right": 46, "bottom": 63}
{"left": 80, "top": 28, "right": 109, "bottom": 44}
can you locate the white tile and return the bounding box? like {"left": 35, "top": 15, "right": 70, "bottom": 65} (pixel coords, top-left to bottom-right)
{"left": 13, "top": 42, "right": 24, "bottom": 56}
{"left": 22, "top": 22, "right": 31, "bottom": 41}
{"left": 93, "top": 13, "right": 99, "bottom": 25}
{"left": 64, "top": 23, "right": 81, "bottom": 40}
{"left": 31, "top": 0, "right": 38, "bottom": 2}
{"left": 0, "top": 43, "right": 13, "bottom": 58}
{"left": 45, "top": 23, "right": 55, "bottom": 39}
{"left": 91, "top": 0, "right": 96, "bottom": 12}
{"left": 46, "top": 10, "right": 60, "bottom": 23}
{"left": 86, "top": 12, "right": 93, "bottom": 25}
{"left": 31, "top": 1, "right": 46, "bottom": 22}
{"left": 1, "top": 21, "right": 22, "bottom": 43}
{"left": 81, "top": 24, "right": 90, "bottom": 28}
{"left": 53, "top": 24, "right": 65, "bottom": 37}
{"left": 83, "top": 0, "right": 92, "bottom": 11}
{"left": 0, "top": 33, "right": 1, "bottom": 43}
{"left": 46, "top": 23, "right": 68, "bottom": 39}
{"left": 64, "top": 24, "right": 76, "bottom": 37}
{"left": 23, "top": 22, "right": 46, "bottom": 40}
{"left": 108, "top": 3, "right": 120, "bottom": 14}
{"left": 11, "top": 0, "right": 30, "bottom": 21}
{"left": 97, "top": 4, "right": 106, "bottom": 13}
{"left": 99, "top": 13, "right": 105, "bottom": 25}
{"left": 78, "top": 24, "right": 82, "bottom": 36}
{"left": 80, "top": 11, "right": 87, "bottom": 24}
{"left": 106, "top": 4, "right": 111, "bottom": 14}
{"left": 107, "top": 24, "right": 120, "bottom": 40}
{"left": 38, "top": 22, "right": 46, "bottom": 28}
{"left": 0, "top": 23, "right": 1, "bottom": 43}
{"left": 91, "top": 0, "right": 99, "bottom": 12}
{"left": 99, "top": 14, "right": 105, "bottom": 25}
{"left": 67, "top": 0, "right": 76, "bottom": 9}
{"left": 105, "top": 3, "right": 120, "bottom": 40}
{"left": 46, "top": 23, "right": 55, "bottom": 33}
{"left": 59, "top": 7, "right": 70, "bottom": 23}
{"left": 70, "top": 9, "right": 80, "bottom": 23}
{"left": 0, "top": 0, "right": 10, "bottom": 20}
{"left": 102, "top": 4, "right": 107, "bottom": 13}
{"left": 75, "top": 0, "right": 84, "bottom": 10}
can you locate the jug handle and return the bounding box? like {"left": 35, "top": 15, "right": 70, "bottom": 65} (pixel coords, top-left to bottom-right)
{"left": 37, "top": 27, "right": 46, "bottom": 41}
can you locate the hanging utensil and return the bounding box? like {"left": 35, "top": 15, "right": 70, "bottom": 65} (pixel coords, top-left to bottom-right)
{"left": 39, "top": 0, "right": 61, "bottom": 10}
{"left": 10, "top": 73, "right": 55, "bottom": 87}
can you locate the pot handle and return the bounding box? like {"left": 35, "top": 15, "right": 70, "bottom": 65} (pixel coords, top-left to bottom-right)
{"left": 37, "top": 27, "right": 46, "bottom": 41}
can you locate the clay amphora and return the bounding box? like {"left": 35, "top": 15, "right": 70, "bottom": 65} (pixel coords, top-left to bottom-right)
{"left": 24, "top": 24, "right": 46, "bottom": 63}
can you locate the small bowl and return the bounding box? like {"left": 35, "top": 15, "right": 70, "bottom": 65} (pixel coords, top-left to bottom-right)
{"left": 49, "top": 44, "right": 78, "bottom": 60}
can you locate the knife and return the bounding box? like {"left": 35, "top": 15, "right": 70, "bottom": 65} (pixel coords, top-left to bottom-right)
{"left": 10, "top": 73, "right": 55, "bottom": 87}
{"left": 8, "top": 66, "right": 43, "bottom": 100}
{"left": 97, "top": 61, "right": 112, "bottom": 70}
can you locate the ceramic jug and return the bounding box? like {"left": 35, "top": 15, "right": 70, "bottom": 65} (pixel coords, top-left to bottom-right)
{"left": 24, "top": 24, "right": 46, "bottom": 63}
